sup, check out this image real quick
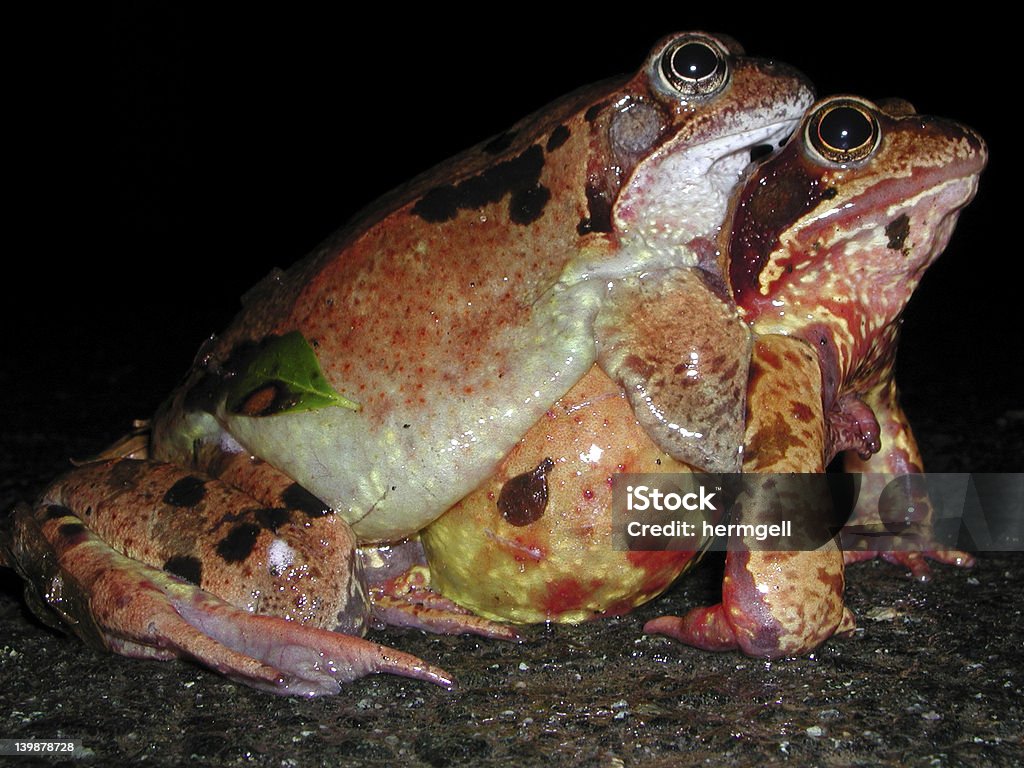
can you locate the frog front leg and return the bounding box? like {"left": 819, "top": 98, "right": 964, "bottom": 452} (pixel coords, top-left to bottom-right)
{"left": 2, "top": 459, "right": 452, "bottom": 696}
{"left": 645, "top": 335, "right": 855, "bottom": 656}
{"left": 841, "top": 376, "right": 975, "bottom": 579}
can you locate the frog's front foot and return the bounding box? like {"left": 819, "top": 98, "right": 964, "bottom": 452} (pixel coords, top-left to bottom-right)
{"left": 839, "top": 470, "right": 976, "bottom": 580}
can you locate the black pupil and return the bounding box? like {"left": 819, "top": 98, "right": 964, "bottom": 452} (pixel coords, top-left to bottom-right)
{"left": 818, "top": 106, "right": 873, "bottom": 151}
{"left": 671, "top": 42, "right": 719, "bottom": 81}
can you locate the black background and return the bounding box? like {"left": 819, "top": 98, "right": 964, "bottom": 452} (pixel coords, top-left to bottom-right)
{"left": 9, "top": 9, "right": 1011, "bottom": 456}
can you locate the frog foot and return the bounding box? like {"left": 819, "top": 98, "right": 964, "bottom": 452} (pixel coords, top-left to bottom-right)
{"left": 843, "top": 547, "right": 976, "bottom": 581}
{"left": 4, "top": 503, "right": 452, "bottom": 697}
{"left": 644, "top": 550, "right": 855, "bottom": 658}
{"left": 827, "top": 393, "right": 881, "bottom": 460}
{"left": 370, "top": 565, "right": 522, "bottom": 641}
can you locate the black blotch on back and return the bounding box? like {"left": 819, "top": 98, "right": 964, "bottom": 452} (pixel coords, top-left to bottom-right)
{"left": 164, "top": 555, "right": 203, "bottom": 586}
{"left": 282, "top": 483, "right": 331, "bottom": 517}
{"left": 163, "top": 476, "right": 207, "bottom": 507}
{"left": 216, "top": 523, "right": 261, "bottom": 563}
{"left": 412, "top": 145, "right": 550, "bottom": 225}
{"left": 510, "top": 184, "right": 552, "bottom": 225}
{"left": 254, "top": 507, "right": 292, "bottom": 532}
{"left": 546, "top": 125, "right": 570, "bottom": 151}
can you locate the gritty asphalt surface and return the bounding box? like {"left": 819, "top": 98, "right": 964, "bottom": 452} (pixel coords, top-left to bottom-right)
{"left": 3, "top": 12, "right": 1019, "bottom": 767}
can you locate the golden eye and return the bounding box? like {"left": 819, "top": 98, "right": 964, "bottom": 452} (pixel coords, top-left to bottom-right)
{"left": 659, "top": 34, "right": 730, "bottom": 98}
{"left": 807, "top": 98, "right": 880, "bottom": 164}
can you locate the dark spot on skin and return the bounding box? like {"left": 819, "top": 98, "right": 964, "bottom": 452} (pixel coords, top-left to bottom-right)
{"left": 791, "top": 402, "right": 814, "bottom": 422}
{"left": 546, "top": 125, "right": 570, "bottom": 151}
{"left": 163, "top": 475, "right": 208, "bottom": 507}
{"left": 412, "top": 145, "right": 548, "bottom": 225}
{"left": 58, "top": 522, "right": 87, "bottom": 539}
{"left": 281, "top": 483, "right": 331, "bottom": 517}
{"left": 509, "top": 183, "right": 551, "bottom": 225}
{"left": 822, "top": 187, "right": 837, "bottom": 200}
{"left": 483, "top": 130, "right": 518, "bottom": 154}
{"left": 216, "top": 523, "right": 261, "bottom": 563}
{"left": 885, "top": 214, "right": 910, "bottom": 251}
{"left": 254, "top": 508, "right": 292, "bottom": 532}
{"left": 164, "top": 555, "right": 203, "bottom": 586}
{"left": 45, "top": 504, "right": 73, "bottom": 520}
{"left": 585, "top": 103, "right": 606, "bottom": 122}
{"left": 577, "top": 182, "right": 613, "bottom": 235}
{"left": 498, "top": 458, "right": 555, "bottom": 527}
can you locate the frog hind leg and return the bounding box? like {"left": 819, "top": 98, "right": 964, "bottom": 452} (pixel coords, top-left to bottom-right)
{"left": 2, "top": 460, "right": 452, "bottom": 696}
{"left": 595, "top": 268, "right": 750, "bottom": 473}
{"left": 841, "top": 378, "right": 975, "bottom": 579}
{"left": 189, "top": 446, "right": 521, "bottom": 642}
{"left": 645, "top": 335, "right": 855, "bottom": 656}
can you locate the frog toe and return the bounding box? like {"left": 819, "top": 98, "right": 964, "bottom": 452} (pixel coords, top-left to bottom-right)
{"left": 370, "top": 565, "right": 521, "bottom": 641}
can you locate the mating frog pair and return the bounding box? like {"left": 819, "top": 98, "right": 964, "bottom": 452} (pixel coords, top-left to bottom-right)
{"left": 1, "top": 32, "right": 986, "bottom": 695}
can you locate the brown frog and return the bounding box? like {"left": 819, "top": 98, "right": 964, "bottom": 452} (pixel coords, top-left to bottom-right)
{"left": 1, "top": 33, "right": 816, "bottom": 695}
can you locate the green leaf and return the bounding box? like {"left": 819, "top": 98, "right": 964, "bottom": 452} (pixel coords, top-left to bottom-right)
{"left": 224, "top": 331, "right": 359, "bottom": 416}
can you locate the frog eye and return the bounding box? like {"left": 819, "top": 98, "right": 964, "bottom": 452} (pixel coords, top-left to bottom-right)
{"left": 659, "top": 34, "right": 731, "bottom": 98}
{"left": 806, "top": 98, "right": 880, "bottom": 165}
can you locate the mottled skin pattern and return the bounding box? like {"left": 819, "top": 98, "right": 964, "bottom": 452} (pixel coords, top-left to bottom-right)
{"left": 646, "top": 97, "right": 985, "bottom": 654}
{"left": 0, "top": 34, "right": 817, "bottom": 696}
{"left": 429, "top": 96, "right": 985, "bottom": 659}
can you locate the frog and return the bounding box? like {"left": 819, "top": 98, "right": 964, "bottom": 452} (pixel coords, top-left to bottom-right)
{"left": 0, "top": 32, "right": 815, "bottom": 696}
{"left": 424, "top": 94, "right": 986, "bottom": 658}
{"left": 638, "top": 94, "right": 985, "bottom": 654}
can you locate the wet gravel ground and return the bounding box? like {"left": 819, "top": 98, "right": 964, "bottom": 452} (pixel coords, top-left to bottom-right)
{"left": 4, "top": 12, "right": 1019, "bottom": 766}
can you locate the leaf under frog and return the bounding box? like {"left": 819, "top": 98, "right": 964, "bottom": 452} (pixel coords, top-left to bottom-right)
{"left": 225, "top": 331, "right": 359, "bottom": 417}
